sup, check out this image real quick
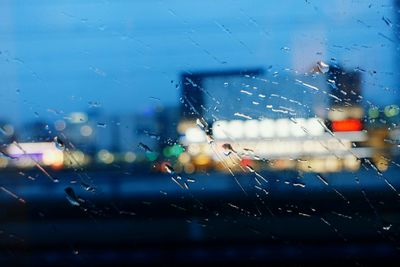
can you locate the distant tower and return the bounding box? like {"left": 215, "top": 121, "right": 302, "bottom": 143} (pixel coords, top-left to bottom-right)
{"left": 325, "top": 65, "right": 364, "bottom": 132}
{"left": 327, "top": 66, "right": 362, "bottom": 108}
{"left": 181, "top": 73, "right": 205, "bottom": 120}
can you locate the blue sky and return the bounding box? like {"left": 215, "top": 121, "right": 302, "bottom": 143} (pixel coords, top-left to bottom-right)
{"left": 0, "top": 0, "right": 398, "bottom": 124}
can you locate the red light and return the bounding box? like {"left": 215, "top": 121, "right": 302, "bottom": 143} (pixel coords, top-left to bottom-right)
{"left": 331, "top": 119, "right": 362, "bottom": 132}
{"left": 240, "top": 158, "right": 252, "bottom": 167}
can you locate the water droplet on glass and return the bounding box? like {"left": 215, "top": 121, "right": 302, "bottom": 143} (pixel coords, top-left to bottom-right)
{"left": 80, "top": 181, "right": 95, "bottom": 192}
{"left": 97, "top": 122, "right": 107, "bottom": 128}
{"left": 165, "top": 163, "right": 174, "bottom": 174}
{"left": 138, "top": 142, "right": 152, "bottom": 152}
{"left": 53, "top": 136, "right": 65, "bottom": 151}
{"left": 246, "top": 165, "right": 255, "bottom": 173}
{"left": 317, "top": 61, "right": 329, "bottom": 74}
{"left": 64, "top": 187, "right": 81, "bottom": 207}
{"left": 383, "top": 224, "right": 392, "bottom": 231}
{"left": 222, "top": 143, "right": 235, "bottom": 156}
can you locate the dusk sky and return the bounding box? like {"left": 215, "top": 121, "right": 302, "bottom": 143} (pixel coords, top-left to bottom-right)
{"left": 0, "top": 0, "right": 398, "bottom": 124}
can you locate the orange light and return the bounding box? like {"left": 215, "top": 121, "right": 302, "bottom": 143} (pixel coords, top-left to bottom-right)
{"left": 331, "top": 119, "right": 362, "bottom": 132}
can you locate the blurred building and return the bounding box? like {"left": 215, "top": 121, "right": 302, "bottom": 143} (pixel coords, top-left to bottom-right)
{"left": 177, "top": 65, "right": 372, "bottom": 173}
{"left": 135, "top": 105, "right": 179, "bottom": 158}
{"left": 325, "top": 65, "right": 364, "bottom": 132}
{"left": 179, "top": 69, "right": 264, "bottom": 128}
{"left": 18, "top": 121, "right": 51, "bottom": 142}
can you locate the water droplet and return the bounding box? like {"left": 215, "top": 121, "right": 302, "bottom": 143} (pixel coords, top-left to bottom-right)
{"left": 196, "top": 118, "right": 207, "bottom": 130}
{"left": 246, "top": 165, "right": 255, "bottom": 173}
{"left": 97, "top": 122, "right": 107, "bottom": 128}
{"left": 138, "top": 142, "right": 152, "bottom": 152}
{"left": 80, "top": 182, "right": 95, "bottom": 192}
{"left": 88, "top": 101, "right": 101, "bottom": 108}
{"left": 382, "top": 16, "right": 392, "bottom": 27}
{"left": 383, "top": 224, "right": 392, "bottom": 231}
{"left": 317, "top": 61, "right": 329, "bottom": 74}
{"left": 165, "top": 163, "right": 174, "bottom": 174}
{"left": 64, "top": 187, "right": 81, "bottom": 206}
{"left": 222, "top": 143, "right": 235, "bottom": 156}
{"left": 143, "top": 130, "right": 160, "bottom": 140}
{"left": 53, "top": 136, "right": 65, "bottom": 150}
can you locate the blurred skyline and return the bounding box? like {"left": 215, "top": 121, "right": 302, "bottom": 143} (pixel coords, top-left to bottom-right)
{"left": 0, "top": 0, "right": 398, "bottom": 125}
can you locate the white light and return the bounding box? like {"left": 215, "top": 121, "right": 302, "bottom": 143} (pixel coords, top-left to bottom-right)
{"left": 259, "top": 119, "right": 275, "bottom": 138}
{"left": 69, "top": 112, "right": 88, "bottom": 124}
{"left": 212, "top": 120, "right": 228, "bottom": 139}
{"left": 228, "top": 120, "right": 244, "bottom": 139}
{"left": 211, "top": 118, "right": 325, "bottom": 140}
{"left": 307, "top": 118, "right": 325, "bottom": 136}
{"left": 42, "top": 150, "right": 64, "bottom": 166}
{"left": 275, "top": 119, "right": 290, "bottom": 137}
{"left": 290, "top": 118, "right": 306, "bottom": 137}
{"left": 244, "top": 120, "right": 259, "bottom": 139}
{"left": 185, "top": 127, "right": 206, "bottom": 143}
{"left": 303, "top": 140, "right": 316, "bottom": 153}
{"left": 7, "top": 142, "right": 58, "bottom": 155}
{"left": 187, "top": 144, "right": 201, "bottom": 155}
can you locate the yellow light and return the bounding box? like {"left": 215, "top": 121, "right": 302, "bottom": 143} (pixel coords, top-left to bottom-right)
{"left": 98, "top": 149, "right": 114, "bottom": 164}
{"left": 178, "top": 152, "right": 191, "bottom": 164}
{"left": 187, "top": 144, "right": 201, "bottom": 155}
{"left": 325, "top": 156, "right": 341, "bottom": 172}
{"left": 65, "top": 150, "right": 88, "bottom": 166}
{"left": 72, "top": 151, "right": 85, "bottom": 163}
{"left": 301, "top": 158, "right": 325, "bottom": 172}
{"left": 194, "top": 154, "right": 210, "bottom": 165}
{"left": 184, "top": 163, "right": 195, "bottom": 174}
{"left": 42, "top": 150, "right": 64, "bottom": 167}
{"left": 15, "top": 157, "right": 35, "bottom": 168}
{"left": 69, "top": 112, "right": 88, "bottom": 123}
{"left": 173, "top": 163, "right": 183, "bottom": 173}
{"left": 376, "top": 158, "right": 388, "bottom": 172}
{"left": 343, "top": 155, "right": 360, "bottom": 171}
{"left": 124, "top": 152, "right": 136, "bottom": 163}
{"left": 0, "top": 158, "right": 8, "bottom": 168}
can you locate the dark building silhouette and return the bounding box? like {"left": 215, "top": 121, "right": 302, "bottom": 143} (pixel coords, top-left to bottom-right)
{"left": 328, "top": 66, "right": 362, "bottom": 107}
{"left": 180, "top": 68, "right": 264, "bottom": 121}
{"left": 22, "top": 121, "right": 51, "bottom": 142}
